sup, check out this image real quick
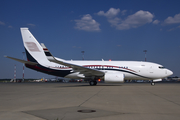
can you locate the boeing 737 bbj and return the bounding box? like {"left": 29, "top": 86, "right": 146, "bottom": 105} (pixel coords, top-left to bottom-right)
{"left": 5, "top": 28, "right": 173, "bottom": 86}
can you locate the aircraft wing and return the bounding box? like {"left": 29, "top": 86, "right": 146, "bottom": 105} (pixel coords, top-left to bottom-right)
{"left": 41, "top": 43, "right": 104, "bottom": 77}
{"left": 5, "top": 56, "right": 37, "bottom": 65}
{"left": 48, "top": 56, "right": 104, "bottom": 77}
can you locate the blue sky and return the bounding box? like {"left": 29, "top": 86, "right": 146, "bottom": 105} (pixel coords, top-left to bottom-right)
{"left": 1, "top": 0, "right": 180, "bottom": 79}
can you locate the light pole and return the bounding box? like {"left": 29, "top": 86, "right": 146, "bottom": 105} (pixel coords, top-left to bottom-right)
{"left": 143, "top": 50, "right": 147, "bottom": 61}
{"left": 22, "top": 52, "right": 25, "bottom": 82}
{"left": 81, "top": 51, "right": 85, "bottom": 60}
{"left": 14, "top": 64, "right": 16, "bottom": 82}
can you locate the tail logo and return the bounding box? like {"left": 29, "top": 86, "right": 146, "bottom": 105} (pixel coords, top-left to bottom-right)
{"left": 25, "top": 42, "right": 41, "bottom": 52}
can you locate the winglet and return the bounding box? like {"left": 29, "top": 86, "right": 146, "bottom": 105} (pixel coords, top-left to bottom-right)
{"left": 41, "top": 43, "right": 65, "bottom": 63}
{"left": 40, "top": 43, "right": 57, "bottom": 62}
{"left": 41, "top": 43, "right": 53, "bottom": 57}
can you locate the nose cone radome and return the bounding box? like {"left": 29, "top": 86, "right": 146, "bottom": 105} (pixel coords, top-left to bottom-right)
{"left": 167, "top": 69, "right": 173, "bottom": 76}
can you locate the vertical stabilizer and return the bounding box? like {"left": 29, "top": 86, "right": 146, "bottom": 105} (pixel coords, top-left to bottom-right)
{"left": 20, "top": 28, "right": 50, "bottom": 64}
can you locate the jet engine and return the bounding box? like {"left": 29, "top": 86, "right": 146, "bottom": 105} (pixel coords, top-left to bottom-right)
{"left": 104, "top": 73, "right": 124, "bottom": 82}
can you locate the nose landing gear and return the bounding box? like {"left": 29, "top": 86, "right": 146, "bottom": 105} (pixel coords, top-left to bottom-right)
{"left": 151, "top": 82, "right": 155, "bottom": 86}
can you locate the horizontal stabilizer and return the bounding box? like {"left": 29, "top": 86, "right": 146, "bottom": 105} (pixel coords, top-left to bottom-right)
{"left": 5, "top": 56, "right": 37, "bottom": 65}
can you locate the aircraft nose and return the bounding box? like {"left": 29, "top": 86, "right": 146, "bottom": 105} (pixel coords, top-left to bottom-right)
{"left": 167, "top": 69, "right": 173, "bottom": 76}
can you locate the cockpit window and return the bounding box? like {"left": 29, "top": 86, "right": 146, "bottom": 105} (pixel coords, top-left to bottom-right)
{"left": 159, "top": 66, "right": 166, "bottom": 69}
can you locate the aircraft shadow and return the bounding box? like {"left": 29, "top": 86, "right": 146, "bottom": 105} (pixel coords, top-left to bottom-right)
{"left": 57, "top": 83, "right": 122, "bottom": 88}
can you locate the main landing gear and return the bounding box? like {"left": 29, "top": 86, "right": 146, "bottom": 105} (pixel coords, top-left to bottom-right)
{"left": 89, "top": 80, "right": 97, "bottom": 86}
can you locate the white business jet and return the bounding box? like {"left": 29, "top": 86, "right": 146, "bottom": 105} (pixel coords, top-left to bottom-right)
{"left": 5, "top": 28, "right": 173, "bottom": 86}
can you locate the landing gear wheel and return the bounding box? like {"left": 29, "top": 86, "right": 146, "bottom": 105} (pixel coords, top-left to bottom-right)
{"left": 89, "top": 81, "right": 94, "bottom": 86}
{"left": 151, "top": 82, "right": 155, "bottom": 86}
{"left": 89, "top": 81, "right": 97, "bottom": 86}
{"left": 93, "top": 81, "right": 97, "bottom": 85}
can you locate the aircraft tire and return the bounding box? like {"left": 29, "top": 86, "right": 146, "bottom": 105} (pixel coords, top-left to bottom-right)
{"left": 89, "top": 81, "right": 97, "bottom": 86}
{"left": 93, "top": 81, "right": 97, "bottom": 85}
{"left": 89, "top": 81, "right": 94, "bottom": 86}
{"left": 151, "top": 82, "right": 155, "bottom": 86}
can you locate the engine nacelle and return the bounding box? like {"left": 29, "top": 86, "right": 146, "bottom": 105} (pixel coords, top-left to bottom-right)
{"left": 104, "top": 73, "right": 124, "bottom": 82}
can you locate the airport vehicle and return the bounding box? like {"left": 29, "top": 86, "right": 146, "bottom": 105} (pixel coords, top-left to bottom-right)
{"left": 5, "top": 28, "right": 173, "bottom": 86}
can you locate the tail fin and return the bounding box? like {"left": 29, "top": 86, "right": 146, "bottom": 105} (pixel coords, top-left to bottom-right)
{"left": 20, "top": 28, "right": 50, "bottom": 64}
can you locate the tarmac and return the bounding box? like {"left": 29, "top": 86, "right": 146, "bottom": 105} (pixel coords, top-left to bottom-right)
{"left": 0, "top": 82, "right": 180, "bottom": 120}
